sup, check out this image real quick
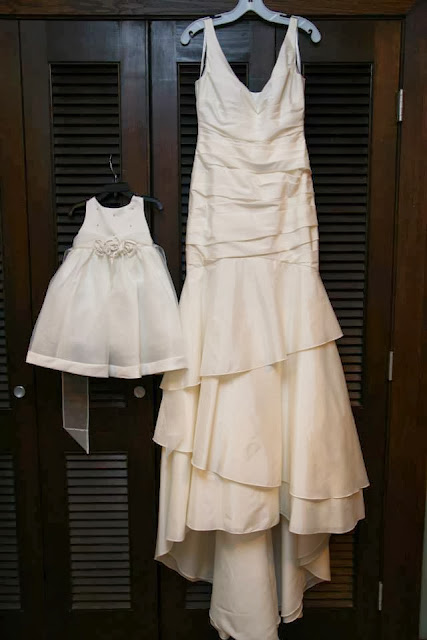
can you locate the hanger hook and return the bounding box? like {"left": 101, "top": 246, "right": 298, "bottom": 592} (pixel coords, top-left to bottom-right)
{"left": 109, "top": 154, "right": 118, "bottom": 183}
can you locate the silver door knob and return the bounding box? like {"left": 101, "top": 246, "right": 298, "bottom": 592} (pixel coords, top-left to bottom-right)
{"left": 13, "top": 385, "right": 26, "bottom": 399}
{"left": 133, "top": 386, "right": 146, "bottom": 399}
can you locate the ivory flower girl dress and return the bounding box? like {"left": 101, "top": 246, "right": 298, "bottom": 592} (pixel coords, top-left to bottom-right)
{"left": 27, "top": 194, "right": 186, "bottom": 451}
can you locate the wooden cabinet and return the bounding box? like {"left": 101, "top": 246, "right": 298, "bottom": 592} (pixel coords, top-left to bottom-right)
{"left": 0, "top": 11, "right": 416, "bottom": 640}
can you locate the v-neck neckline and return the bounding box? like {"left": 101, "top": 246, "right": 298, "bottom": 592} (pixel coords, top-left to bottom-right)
{"left": 205, "top": 16, "right": 296, "bottom": 101}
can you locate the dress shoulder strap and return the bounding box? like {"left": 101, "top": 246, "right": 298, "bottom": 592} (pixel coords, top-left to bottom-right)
{"left": 199, "top": 18, "right": 214, "bottom": 78}
{"left": 82, "top": 196, "right": 97, "bottom": 223}
{"left": 283, "top": 16, "right": 301, "bottom": 74}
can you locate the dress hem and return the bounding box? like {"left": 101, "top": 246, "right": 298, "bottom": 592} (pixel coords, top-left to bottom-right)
{"left": 151, "top": 446, "right": 369, "bottom": 502}
{"left": 155, "top": 512, "right": 365, "bottom": 550}
{"left": 26, "top": 351, "right": 187, "bottom": 378}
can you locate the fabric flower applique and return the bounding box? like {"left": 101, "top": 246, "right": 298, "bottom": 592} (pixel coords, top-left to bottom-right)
{"left": 94, "top": 237, "right": 138, "bottom": 258}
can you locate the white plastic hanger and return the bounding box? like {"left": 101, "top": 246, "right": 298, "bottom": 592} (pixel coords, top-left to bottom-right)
{"left": 181, "top": 0, "right": 321, "bottom": 45}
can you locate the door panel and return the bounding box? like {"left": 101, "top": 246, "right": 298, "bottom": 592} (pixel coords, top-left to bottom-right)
{"left": 20, "top": 20, "right": 158, "bottom": 640}
{"left": 0, "top": 20, "right": 44, "bottom": 640}
{"left": 151, "top": 18, "right": 401, "bottom": 640}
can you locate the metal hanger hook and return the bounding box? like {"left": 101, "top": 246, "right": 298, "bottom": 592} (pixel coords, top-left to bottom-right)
{"left": 109, "top": 154, "right": 118, "bottom": 183}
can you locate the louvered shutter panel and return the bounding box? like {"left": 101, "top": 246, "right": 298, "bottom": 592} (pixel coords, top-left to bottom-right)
{"left": 0, "top": 182, "right": 18, "bottom": 614}
{"left": 0, "top": 455, "right": 20, "bottom": 610}
{"left": 50, "top": 63, "right": 126, "bottom": 409}
{"left": 304, "top": 533, "right": 355, "bottom": 608}
{"left": 49, "top": 62, "right": 138, "bottom": 614}
{"left": 51, "top": 63, "right": 121, "bottom": 257}
{"left": 305, "top": 63, "right": 371, "bottom": 407}
{"left": 179, "top": 59, "right": 372, "bottom": 612}
{"left": 0, "top": 218, "right": 10, "bottom": 411}
{"left": 66, "top": 454, "right": 131, "bottom": 610}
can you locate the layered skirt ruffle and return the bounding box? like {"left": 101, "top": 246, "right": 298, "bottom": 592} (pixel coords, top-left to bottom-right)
{"left": 154, "top": 158, "right": 369, "bottom": 639}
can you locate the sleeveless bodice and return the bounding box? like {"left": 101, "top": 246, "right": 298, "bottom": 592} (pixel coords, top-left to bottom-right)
{"left": 195, "top": 17, "right": 305, "bottom": 139}
{"left": 73, "top": 194, "right": 153, "bottom": 248}
{"left": 26, "top": 192, "right": 185, "bottom": 381}
{"left": 186, "top": 16, "right": 316, "bottom": 267}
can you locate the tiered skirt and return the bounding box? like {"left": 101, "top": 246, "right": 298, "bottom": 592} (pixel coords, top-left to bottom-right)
{"left": 153, "top": 162, "right": 369, "bottom": 640}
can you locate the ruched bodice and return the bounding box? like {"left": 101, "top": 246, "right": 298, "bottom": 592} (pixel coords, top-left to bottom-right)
{"left": 187, "top": 17, "right": 312, "bottom": 262}
{"left": 153, "top": 16, "right": 368, "bottom": 640}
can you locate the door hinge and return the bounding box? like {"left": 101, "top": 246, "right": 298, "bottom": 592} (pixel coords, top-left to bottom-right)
{"left": 388, "top": 350, "right": 394, "bottom": 381}
{"left": 378, "top": 581, "right": 383, "bottom": 611}
{"left": 397, "top": 89, "right": 404, "bottom": 122}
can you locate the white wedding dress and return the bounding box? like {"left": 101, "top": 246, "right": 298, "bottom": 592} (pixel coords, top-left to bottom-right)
{"left": 154, "top": 16, "right": 369, "bottom": 640}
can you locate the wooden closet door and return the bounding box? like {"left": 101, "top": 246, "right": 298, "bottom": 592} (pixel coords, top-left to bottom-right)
{"left": 150, "top": 18, "right": 401, "bottom": 640}
{"left": 0, "top": 20, "right": 44, "bottom": 640}
{"left": 20, "top": 20, "right": 158, "bottom": 640}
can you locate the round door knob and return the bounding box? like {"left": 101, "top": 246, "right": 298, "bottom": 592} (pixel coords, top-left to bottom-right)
{"left": 133, "top": 385, "right": 146, "bottom": 399}
{"left": 13, "top": 385, "right": 26, "bottom": 399}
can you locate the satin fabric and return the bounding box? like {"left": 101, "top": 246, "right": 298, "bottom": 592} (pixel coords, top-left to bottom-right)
{"left": 26, "top": 195, "right": 186, "bottom": 377}
{"left": 26, "top": 195, "right": 186, "bottom": 452}
{"left": 154, "top": 16, "right": 369, "bottom": 639}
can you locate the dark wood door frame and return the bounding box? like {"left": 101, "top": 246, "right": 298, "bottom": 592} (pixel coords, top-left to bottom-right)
{"left": 0, "top": 19, "right": 45, "bottom": 640}
{"left": 0, "top": 0, "right": 418, "bottom": 17}
{"left": 382, "top": 2, "right": 427, "bottom": 639}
